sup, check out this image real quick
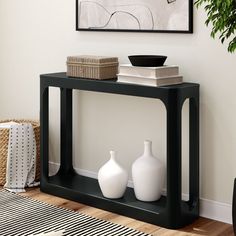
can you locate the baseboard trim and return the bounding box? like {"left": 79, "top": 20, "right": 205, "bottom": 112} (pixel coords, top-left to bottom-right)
{"left": 200, "top": 198, "right": 232, "bottom": 224}
{"left": 48, "top": 162, "right": 232, "bottom": 224}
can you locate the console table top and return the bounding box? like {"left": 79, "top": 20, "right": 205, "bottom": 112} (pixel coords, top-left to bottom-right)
{"left": 41, "top": 72, "right": 199, "bottom": 89}
{"left": 40, "top": 72, "right": 199, "bottom": 101}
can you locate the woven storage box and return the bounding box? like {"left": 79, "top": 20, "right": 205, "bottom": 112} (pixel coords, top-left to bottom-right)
{"left": 67, "top": 55, "right": 119, "bottom": 80}
{"left": 0, "top": 119, "right": 40, "bottom": 185}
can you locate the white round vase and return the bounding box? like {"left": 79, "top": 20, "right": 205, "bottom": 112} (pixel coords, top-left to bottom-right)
{"left": 98, "top": 151, "right": 128, "bottom": 199}
{"left": 132, "top": 140, "right": 164, "bottom": 202}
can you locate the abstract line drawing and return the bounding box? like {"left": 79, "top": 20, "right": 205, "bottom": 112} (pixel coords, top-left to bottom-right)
{"left": 167, "top": 0, "right": 176, "bottom": 4}
{"left": 76, "top": 0, "right": 192, "bottom": 33}
{"left": 78, "top": 1, "right": 154, "bottom": 30}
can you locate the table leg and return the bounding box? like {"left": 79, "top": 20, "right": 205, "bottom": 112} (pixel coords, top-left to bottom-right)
{"left": 58, "top": 88, "right": 74, "bottom": 175}
{"left": 40, "top": 85, "right": 49, "bottom": 182}
{"left": 189, "top": 95, "right": 199, "bottom": 213}
{"left": 165, "top": 96, "right": 183, "bottom": 228}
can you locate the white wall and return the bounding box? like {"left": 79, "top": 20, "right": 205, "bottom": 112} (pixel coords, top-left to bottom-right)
{"left": 1, "top": 0, "right": 236, "bottom": 210}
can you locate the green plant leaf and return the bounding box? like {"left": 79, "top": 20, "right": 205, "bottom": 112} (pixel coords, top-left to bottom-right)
{"left": 195, "top": 0, "right": 236, "bottom": 52}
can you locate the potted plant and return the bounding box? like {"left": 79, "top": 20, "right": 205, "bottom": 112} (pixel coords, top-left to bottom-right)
{"left": 195, "top": 0, "right": 236, "bottom": 52}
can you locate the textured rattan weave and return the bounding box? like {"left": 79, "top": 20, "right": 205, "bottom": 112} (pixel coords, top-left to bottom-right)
{"left": 67, "top": 55, "right": 119, "bottom": 80}
{"left": 0, "top": 119, "right": 40, "bottom": 185}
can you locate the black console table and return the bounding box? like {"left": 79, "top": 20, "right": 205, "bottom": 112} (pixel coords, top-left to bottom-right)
{"left": 40, "top": 72, "right": 199, "bottom": 229}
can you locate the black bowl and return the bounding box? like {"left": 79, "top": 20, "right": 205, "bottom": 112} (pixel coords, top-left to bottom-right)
{"left": 128, "top": 55, "right": 167, "bottom": 67}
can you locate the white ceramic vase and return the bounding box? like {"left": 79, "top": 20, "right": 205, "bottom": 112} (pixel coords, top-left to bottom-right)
{"left": 132, "top": 140, "right": 164, "bottom": 202}
{"left": 98, "top": 151, "right": 128, "bottom": 199}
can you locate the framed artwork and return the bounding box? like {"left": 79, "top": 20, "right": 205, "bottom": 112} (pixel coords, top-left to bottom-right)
{"left": 76, "top": 0, "right": 193, "bottom": 33}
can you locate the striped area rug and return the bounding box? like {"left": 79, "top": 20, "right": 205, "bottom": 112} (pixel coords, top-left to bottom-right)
{"left": 0, "top": 190, "right": 151, "bottom": 236}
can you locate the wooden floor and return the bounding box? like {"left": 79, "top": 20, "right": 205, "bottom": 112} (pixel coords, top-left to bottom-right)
{"left": 18, "top": 188, "right": 234, "bottom": 236}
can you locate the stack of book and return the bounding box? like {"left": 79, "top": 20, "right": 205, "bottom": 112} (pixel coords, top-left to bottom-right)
{"left": 117, "top": 64, "right": 182, "bottom": 87}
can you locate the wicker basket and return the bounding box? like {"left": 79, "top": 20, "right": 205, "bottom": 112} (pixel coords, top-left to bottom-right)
{"left": 0, "top": 119, "right": 40, "bottom": 185}
{"left": 67, "top": 55, "right": 119, "bottom": 80}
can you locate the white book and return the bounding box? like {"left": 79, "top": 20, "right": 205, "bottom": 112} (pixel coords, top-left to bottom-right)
{"left": 117, "top": 74, "right": 183, "bottom": 87}
{"left": 119, "top": 64, "right": 179, "bottom": 78}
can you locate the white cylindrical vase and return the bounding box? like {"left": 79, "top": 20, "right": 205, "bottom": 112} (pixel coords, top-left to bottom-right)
{"left": 132, "top": 140, "right": 164, "bottom": 202}
{"left": 98, "top": 151, "right": 128, "bottom": 199}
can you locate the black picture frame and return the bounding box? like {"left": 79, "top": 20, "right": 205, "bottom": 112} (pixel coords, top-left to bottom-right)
{"left": 76, "top": 0, "right": 193, "bottom": 33}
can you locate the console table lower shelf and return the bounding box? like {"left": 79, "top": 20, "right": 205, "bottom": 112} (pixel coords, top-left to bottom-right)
{"left": 41, "top": 173, "right": 198, "bottom": 229}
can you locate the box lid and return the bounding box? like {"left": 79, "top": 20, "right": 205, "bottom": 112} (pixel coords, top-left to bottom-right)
{"left": 67, "top": 55, "right": 118, "bottom": 66}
